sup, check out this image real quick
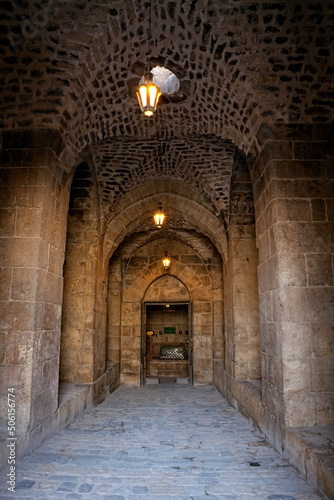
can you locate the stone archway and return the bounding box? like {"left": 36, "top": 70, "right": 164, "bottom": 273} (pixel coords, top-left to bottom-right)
{"left": 143, "top": 275, "right": 191, "bottom": 383}
{"left": 107, "top": 235, "right": 224, "bottom": 386}
{"left": 102, "top": 189, "right": 228, "bottom": 274}
{"left": 144, "top": 275, "right": 190, "bottom": 303}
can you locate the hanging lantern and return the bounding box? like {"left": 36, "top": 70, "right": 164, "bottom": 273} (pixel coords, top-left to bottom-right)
{"left": 136, "top": 0, "right": 161, "bottom": 116}
{"left": 153, "top": 201, "right": 165, "bottom": 228}
{"left": 136, "top": 71, "right": 161, "bottom": 117}
{"left": 162, "top": 251, "right": 170, "bottom": 270}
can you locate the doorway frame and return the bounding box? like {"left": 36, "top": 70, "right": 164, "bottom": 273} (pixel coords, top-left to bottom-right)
{"left": 141, "top": 301, "right": 193, "bottom": 385}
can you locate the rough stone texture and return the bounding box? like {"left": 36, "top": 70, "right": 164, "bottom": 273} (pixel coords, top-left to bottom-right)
{"left": 0, "top": 2, "right": 333, "bottom": 498}
{"left": 0, "top": 363, "right": 119, "bottom": 473}
{"left": 0, "top": 144, "right": 68, "bottom": 432}
{"left": 144, "top": 274, "right": 190, "bottom": 302}
{"left": 0, "top": 384, "right": 327, "bottom": 500}
{"left": 102, "top": 182, "right": 228, "bottom": 259}
{"left": 224, "top": 149, "right": 261, "bottom": 381}
{"left": 1, "top": 1, "right": 333, "bottom": 155}
{"left": 251, "top": 124, "right": 334, "bottom": 428}
{"left": 109, "top": 236, "right": 223, "bottom": 386}
{"left": 214, "top": 360, "right": 334, "bottom": 500}
{"left": 60, "top": 161, "right": 107, "bottom": 385}
{"left": 149, "top": 360, "right": 189, "bottom": 378}
{"left": 93, "top": 137, "right": 235, "bottom": 220}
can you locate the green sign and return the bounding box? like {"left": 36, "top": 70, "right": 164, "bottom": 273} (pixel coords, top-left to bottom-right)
{"left": 164, "top": 327, "right": 176, "bottom": 335}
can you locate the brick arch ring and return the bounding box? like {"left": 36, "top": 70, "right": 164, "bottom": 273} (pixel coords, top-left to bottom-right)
{"left": 143, "top": 275, "right": 190, "bottom": 303}
{"left": 122, "top": 258, "right": 212, "bottom": 304}
{"left": 103, "top": 193, "right": 227, "bottom": 274}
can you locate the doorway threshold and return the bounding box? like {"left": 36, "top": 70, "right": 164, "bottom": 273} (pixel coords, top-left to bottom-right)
{"left": 145, "top": 377, "right": 190, "bottom": 385}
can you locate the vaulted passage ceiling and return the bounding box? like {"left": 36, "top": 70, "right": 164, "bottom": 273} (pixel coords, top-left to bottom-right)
{"left": 1, "top": 0, "right": 334, "bottom": 232}
{"left": 2, "top": 0, "right": 333, "bottom": 152}
{"left": 92, "top": 137, "right": 235, "bottom": 218}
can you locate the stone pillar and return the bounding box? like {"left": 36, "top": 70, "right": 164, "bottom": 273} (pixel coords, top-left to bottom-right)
{"left": 253, "top": 124, "right": 334, "bottom": 428}
{"left": 60, "top": 162, "right": 104, "bottom": 385}
{"left": 0, "top": 131, "right": 68, "bottom": 432}
{"left": 225, "top": 233, "right": 260, "bottom": 380}
{"left": 120, "top": 302, "right": 141, "bottom": 385}
{"left": 107, "top": 256, "right": 122, "bottom": 364}
{"left": 212, "top": 263, "right": 224, "bottom": 363}
{"left": 193, "top": 299, "right": 213, "bottom": 384}
{"left": 224, "top": 151, "right": 261, "bottom": 381}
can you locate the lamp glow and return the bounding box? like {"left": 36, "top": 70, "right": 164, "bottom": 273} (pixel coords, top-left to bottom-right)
{"left": 136, "top": 71, "right": 161, "bottom": 117}
{"left": 163, "top": 251, "right": 170, "bottom": 270}
{"left": 154, "top": 202, "right": 165, "bottom": 228}
{"left": 154, "top": 212, "right": 164, "bottom": 228}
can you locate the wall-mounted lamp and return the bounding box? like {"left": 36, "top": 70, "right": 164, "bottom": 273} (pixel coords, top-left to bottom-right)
{"left": 162, "top": 250, "right": 170, "bottom": 270}
{"left": 153, "top": 201, "right": 165, "bottom": 228}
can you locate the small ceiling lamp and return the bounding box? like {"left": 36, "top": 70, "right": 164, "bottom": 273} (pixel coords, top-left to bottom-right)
{"left": 162, "top": 251, "right": 171, "bottom": 270}
{"left": 153, "top": 201, "right": 165, "bottom": 228}
{"left": 136, "top": 0, "right": 161, "bottom": 117}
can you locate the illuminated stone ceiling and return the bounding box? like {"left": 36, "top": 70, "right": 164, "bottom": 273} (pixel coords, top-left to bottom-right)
{"left": 1, "top": 0, "right": 333, "bottom": 222}
{"left": 1, "top": 0, "right": 333, "bottom": 153}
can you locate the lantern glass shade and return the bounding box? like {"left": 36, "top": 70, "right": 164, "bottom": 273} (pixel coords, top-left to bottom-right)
{"left": 163, "top": 252, "right": 170, "bottom": 270}
{"left": 153, "top": 211, "right": 165, "bottom": 228}
{"left": 136, "top": 71, "right": 161, "bottom": 117}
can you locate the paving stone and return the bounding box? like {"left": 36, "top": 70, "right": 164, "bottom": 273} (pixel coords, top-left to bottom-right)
{"left": 57, "top": 482, "right": 77, "bottom": 492}
{"left": 131, "top": 486, "right": 148, "bottom": 494}
{"left": 77, "top": 483, "right": 93, "bottom": 493}
{"left": 0, "top": 386, "right": 326, "bottom": 499}
{"left": 16, "top": 480, "right": 35, "bottom": 489}
{"left": 267, "top": 496, "right": 297, "bottom": 500}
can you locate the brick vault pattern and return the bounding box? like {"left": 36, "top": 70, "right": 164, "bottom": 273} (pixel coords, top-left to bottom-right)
{"left": 118, "top": 228, "right": 215, "bottom": 262}
{"left": 1, "top": 0, "right": 334, "bottom": 154}
{"left": 91, "top": 137, "right": 235, "bottom": 216}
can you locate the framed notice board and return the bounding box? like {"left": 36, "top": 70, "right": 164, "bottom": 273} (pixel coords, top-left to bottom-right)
{"left": 164, "top": 327, "right": 176, "bottom": 335}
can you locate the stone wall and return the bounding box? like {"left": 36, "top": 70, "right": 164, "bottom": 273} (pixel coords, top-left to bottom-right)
{"left": 224, "top": 149, "right": 261, "bottom": 382}
{"left": 214, "top": 124, "right": 334, "bottom": 441}
{"left": 0, "top": 133, "right": 120, "bottom": 441}
{"left": 212, "top": 125, "right": 334, "bottom": 498}
{"left": 0, "top": 131, "right": 68, "bottom": 433}
{"left": 252, "top": 124, "right": 334, "bottom": 428}
{"left": 108, "top": 235, "right": 223, "bottom": 386}
{"left": 106, "top": 256, "right": 122, "bottom": 366}
{"left": 60, "top": 161, "right": 99, "bottom": 384}
{"left": 1, "top": 1, "right": 333, "bottom": 493}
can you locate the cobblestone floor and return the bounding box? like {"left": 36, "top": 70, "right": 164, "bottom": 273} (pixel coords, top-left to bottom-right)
{"left": 0, "top": 385, "right": 325, "bottom": 499}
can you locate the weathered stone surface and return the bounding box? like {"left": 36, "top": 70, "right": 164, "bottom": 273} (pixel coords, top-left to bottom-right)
{"left": 0, "top": 3, "right": 333, "bottom": 498}
{"left": 284, "top": 391, "right": 317, "bottom": 428}
{"left": 144, "top": 274, "right": 190, "bottom": 302}
{"left": 306, "top": 253, "right": 333, "bottom": 286}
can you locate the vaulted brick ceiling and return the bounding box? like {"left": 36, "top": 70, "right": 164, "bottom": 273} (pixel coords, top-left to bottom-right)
{"left": 2, "top": 0, "right": 333, "bottom": 148}
{"left": 2, "top": 0, "right": 334, "bottom": 222}
{"left": 92, "top": 137, "right": 235, "bottom": 217}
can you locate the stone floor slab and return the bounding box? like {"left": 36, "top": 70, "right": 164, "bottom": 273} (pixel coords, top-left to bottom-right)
{"left": 0, "top": 385, "right": 327, "bottom": 499}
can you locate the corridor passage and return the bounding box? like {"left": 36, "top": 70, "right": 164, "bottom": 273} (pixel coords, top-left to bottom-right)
{"left": 0, "top": 385, "right": 324, "bottom": 500}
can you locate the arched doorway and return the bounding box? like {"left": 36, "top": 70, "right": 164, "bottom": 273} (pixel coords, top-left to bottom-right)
{"left": 107, "top": 235, "right": 223, "bottom": 387}
{"left": 142, "top": 302, "right": 192, "bottom": 384}
{"left": 142, "top": 275, "right": 192, "bottom": 385}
